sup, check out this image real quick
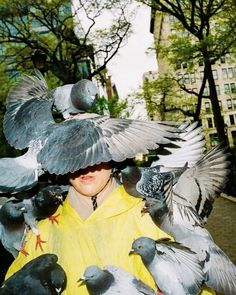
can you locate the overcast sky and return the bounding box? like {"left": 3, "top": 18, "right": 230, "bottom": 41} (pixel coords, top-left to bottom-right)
{"left": 107, "top": 5, "right": 157, "bottom": 98}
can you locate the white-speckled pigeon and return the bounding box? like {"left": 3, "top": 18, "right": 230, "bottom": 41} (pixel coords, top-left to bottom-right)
{"left": 2, "top": 71, "right": 185, "bottom": 193}
{"left": 121, "top": 121, "right": 204, "bottom": 200}
{"left": 0, "top": 200, "right": 28, "bottom": 258}
{"left": 0, "top": 253, "right": 67, "bottom": 294}
{"left": 130, "top": 237, "right": 204, "bottom": 295}
{"left": 142, "top": 145, "right": 236, "bottom": 295}
{"left": 79, "top": 264, "right": 156, "bottom": 295}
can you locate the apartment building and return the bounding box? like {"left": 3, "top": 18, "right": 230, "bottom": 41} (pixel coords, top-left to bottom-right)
{"left": 150, "top": 12, "right": 236, "bottom": 149}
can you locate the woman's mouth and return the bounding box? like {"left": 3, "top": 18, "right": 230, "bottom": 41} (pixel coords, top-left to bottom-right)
{"left": 79, "top": 175, "right": 94, "bottom": 183}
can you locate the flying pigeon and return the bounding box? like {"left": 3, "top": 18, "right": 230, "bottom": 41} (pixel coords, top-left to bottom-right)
{"left": 141, "top": 146, "right": 236, "bottom": 295}
{"left": 0, "top": 253, "right": 67, "bottom": 294}
{"left": 22, "top": 185, "right": 64, "bottom": 251}
{"left": 121, "top": 121, "right": 204, "bottom": 200}
{"left": 0, "top": 200, "right": 28, "bottom": 258}
{"left": 79, "top": 264, "right": 156, "bottom": 295}
{"left": 130, "top": 237, "right": 204, "bottom": 295}
{"left": 2, "top": 71, "right": 184, "bottom": 193}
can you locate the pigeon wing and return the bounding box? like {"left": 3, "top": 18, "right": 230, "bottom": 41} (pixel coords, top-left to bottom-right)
{"left": 37, "top": 117, "right": 112, "bottom": 174}
{"left": 0, "top": 149, "right": 43, "bottom": 194}
{"left": 173, "top": 144, "right": 230, "bottom": 221}
{"left": 3, "top": 71, "right": 55, "bottom": 149}
{"left": 151, "top": 122, "right": 205, "bottom": 168}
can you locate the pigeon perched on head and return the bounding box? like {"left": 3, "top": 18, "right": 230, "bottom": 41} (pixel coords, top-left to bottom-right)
{"left": 1, "top": 70, "right": 186, "bottom": 193}
{"left": 130, "top": 237, "right": 204, "bottom": 295}
{"left": 0, "top": 200, "right": 28, "bottom": 258}
{"left": 142, "top": 145, "right": 236, "bottom": 295}
{"left": 53, "top": 78, "right": 98, "bottom": 119}
{"left": 0, "top": 253, "right": 67, "bottom": 294}
{"left": 79, "top": 264, "right": 156, "bottom": 295}
{"left": 22, "top": 185, "right": 64, "bottom": 251}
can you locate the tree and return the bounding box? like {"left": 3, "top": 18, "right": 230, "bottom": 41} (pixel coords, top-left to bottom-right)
{"left": 139, "top": 0, "right": 236, "bottom": 145}
{"left": 0, "top": 0, "right": 133, "bottom": 84}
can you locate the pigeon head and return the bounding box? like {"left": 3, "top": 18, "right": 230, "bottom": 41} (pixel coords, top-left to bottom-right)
{"left": 130, "top": 237, "right": 156, "bottom": 266}
{"left": 79, "top": 265, "right": 114, "bottom": 295}
{"left": 121, "top": 166, "right": 143, "bottom": 198}
{"left": 71, "top": 79, "right": 98, "bottom": 112}
{"left": 49, "top": 263, "right": 67, "bottom": 294}
{"left": 0, "top": 200, "right": 26, "bottom": 225}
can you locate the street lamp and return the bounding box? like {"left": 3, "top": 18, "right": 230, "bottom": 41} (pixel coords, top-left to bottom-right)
{"left": 31, "top": 49, "right": 47, "bottom": 74}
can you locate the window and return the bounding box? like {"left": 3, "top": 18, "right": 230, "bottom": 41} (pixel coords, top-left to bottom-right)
{"left": 184, "top": 73, "right": 190, "bottom": 83}
{"left": 205, "top": 101, "right": 211, "bottom": 113}
{"left": 222, "top": 68, "right": 228, "bottom": 79}
{"left": 227, "top": 99, "right": 233, "bottom": 109}
{"left": 212, "top": 69, "right": 218, "bottom": 80}
{"left": 230, "top": 114, "right": 235, "bottom": 125}
{"left": 200, "top": 71, "right": 204, "bottom": 80}
{"left": 224, "top": 84, "right": 230, "bottom": 93}
{"left": 209, "top": 133, "right": 219, "bottom": 146}
{"left": 220, "top": 56, "right": 226, "bottom": 63}
{"left": 203, "top": 86, "right": 209, "bottom": 96}
{"left": 228, "top": 68, "right": 234, "bottom": 79}
{"left": 215, "top": 85, "right": 220, "bottom": 95}
{"left": 190, "top": 73, "right": 196, "bottom": 83}
{"left": 233, "top": 99, "right": 236, "bottom": 109}
{"left": 207, "top": 118, "right": 213, "bottom": 128}
{"left": 230, "top": 83, "right": 236, "bottom": 93}
{"left": 218, "top": 100, "right": 222, "bottom": 109}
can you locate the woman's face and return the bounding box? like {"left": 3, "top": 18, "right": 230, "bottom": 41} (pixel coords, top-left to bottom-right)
{"left": 69, "top": 163, "right": 112, "bottom": 197}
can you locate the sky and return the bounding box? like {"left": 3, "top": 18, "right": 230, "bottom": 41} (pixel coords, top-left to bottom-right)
{"left": 72, "top": 1, "right": 157, "bottom": 99}
{"left": 107, "top": 5, "right": 157, "bottom": 98}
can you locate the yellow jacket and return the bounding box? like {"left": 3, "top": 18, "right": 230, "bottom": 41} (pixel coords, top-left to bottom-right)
{"left": 6, "top": 186, "right": 214, "bottom": 294}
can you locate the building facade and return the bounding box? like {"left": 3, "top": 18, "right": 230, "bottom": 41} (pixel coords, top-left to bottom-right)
{"left": 150, "top": 12, "right": 236, "bottom": 149}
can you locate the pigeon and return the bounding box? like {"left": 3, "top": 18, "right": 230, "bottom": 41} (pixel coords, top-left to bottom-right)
{"left": 0, "top": 253, "right": 67, "bottom": 294}
{"left": 53, "top": 78, "right": 98, "bottom": 119}
{"left": 130, "top": 237, "right": 204, "bottom": 295}
{"left": 0, "top": 200, "right": 28, "bottom": 258}
{"left": 79, "top": 264, "right": 156, "bottom": 295}
{"left": 121, "top": 121, "right": 204, "bottom": 200}
{"left": 141, "top": 146, "right": 236, "bottom": 295}
{"left": 22, "top": 185, "right": 64, "bottom": 251}
{"left": 2, "top": 70, "right": 185, "bottom": 193}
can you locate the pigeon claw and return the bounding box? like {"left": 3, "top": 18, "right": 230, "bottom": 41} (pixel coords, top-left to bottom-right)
{"left": 35, "top": 234, "right": 46, "bottom": 252}
{"left": 141, "top": 206, "right": 149, "bottom": 216}
{"left": 157, "top": 290, "right": 164, "bottom": 295}
{"left": 19, "top": 242, "right": 29, "bottom": 256}
{"left": 48, "top": 213, "right": 60, "bottom": 224}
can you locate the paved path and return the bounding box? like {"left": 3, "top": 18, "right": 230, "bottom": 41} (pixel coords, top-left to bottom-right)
{"left": 205, "top": 195, "right": 236, "bottom": 264}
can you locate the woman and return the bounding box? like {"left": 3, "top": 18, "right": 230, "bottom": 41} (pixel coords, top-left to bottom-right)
{"left": 6, "top": 162, "right": 214, "bottom": 294}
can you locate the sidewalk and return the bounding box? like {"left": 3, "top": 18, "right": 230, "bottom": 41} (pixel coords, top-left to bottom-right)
{"left": 205, "top": 194, "right": 236, "bottom": 264}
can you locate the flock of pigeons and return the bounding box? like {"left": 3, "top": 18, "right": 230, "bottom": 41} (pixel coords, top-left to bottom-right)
{"left": 0, "top": 70, "right": 235, "bottom": 294}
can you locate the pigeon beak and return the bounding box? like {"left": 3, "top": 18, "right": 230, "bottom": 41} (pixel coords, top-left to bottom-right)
{"left": 19, "top": 207, "right": 27, "bottom": 213}
{"left": 129, "top": 249, "right": 135, "bottom": 256}
{"left": 55, "top": 287, "right": 61, "bottom": 294}
{"left": 77, "top": 276, "right": 86, "bottom": 286}
{"left": 141, "top": 206, "right": 148, "bottom": 216}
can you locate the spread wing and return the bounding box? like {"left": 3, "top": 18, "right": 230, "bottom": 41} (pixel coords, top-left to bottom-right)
{"left": 3, "top": 70, "right": 55, "bottom": 149}
{"left": 38, "top": 115, "right": 183, "bottom": 174}
{"left": 173, "top": 144, "right": 230, "bottom": 222}
{"left": 151, "top": 121, "right": 205, "bottom": 169}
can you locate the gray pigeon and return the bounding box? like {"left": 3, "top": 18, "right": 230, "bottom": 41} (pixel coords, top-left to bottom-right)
{"left": 142, "top": 146, "right": 236, "bottom": 295}
{"left": 2, "top": 71, "right": 185, "bottom": 193}
{"left": 121, "top": 121, "right": 204, "bottom": 200}
{"left": 53, "top": 78, "right": 98, "bottom": 119}
{"left": 79, "top": 264, "right": 156, "bottom": 295}
{"left": 0, "top": 253, "right": 67, "bottom": 294}
{"left": 22, "top": 185, "right": 64, "bottom": 252}
{"left": 0, "top": 200, "right": 28, "bottom": 258}
{"left": 130, "top": 237, "right": 204, "bottom": 295}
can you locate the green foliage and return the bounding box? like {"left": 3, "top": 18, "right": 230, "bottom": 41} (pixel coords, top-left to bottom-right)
{"left": 90, "top": 95, "right": 128, "bottom": 118}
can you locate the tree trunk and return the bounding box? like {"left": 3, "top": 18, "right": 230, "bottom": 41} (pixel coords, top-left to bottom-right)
{"left": 204, "top": 60, "right": 228, "bottom": 146}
